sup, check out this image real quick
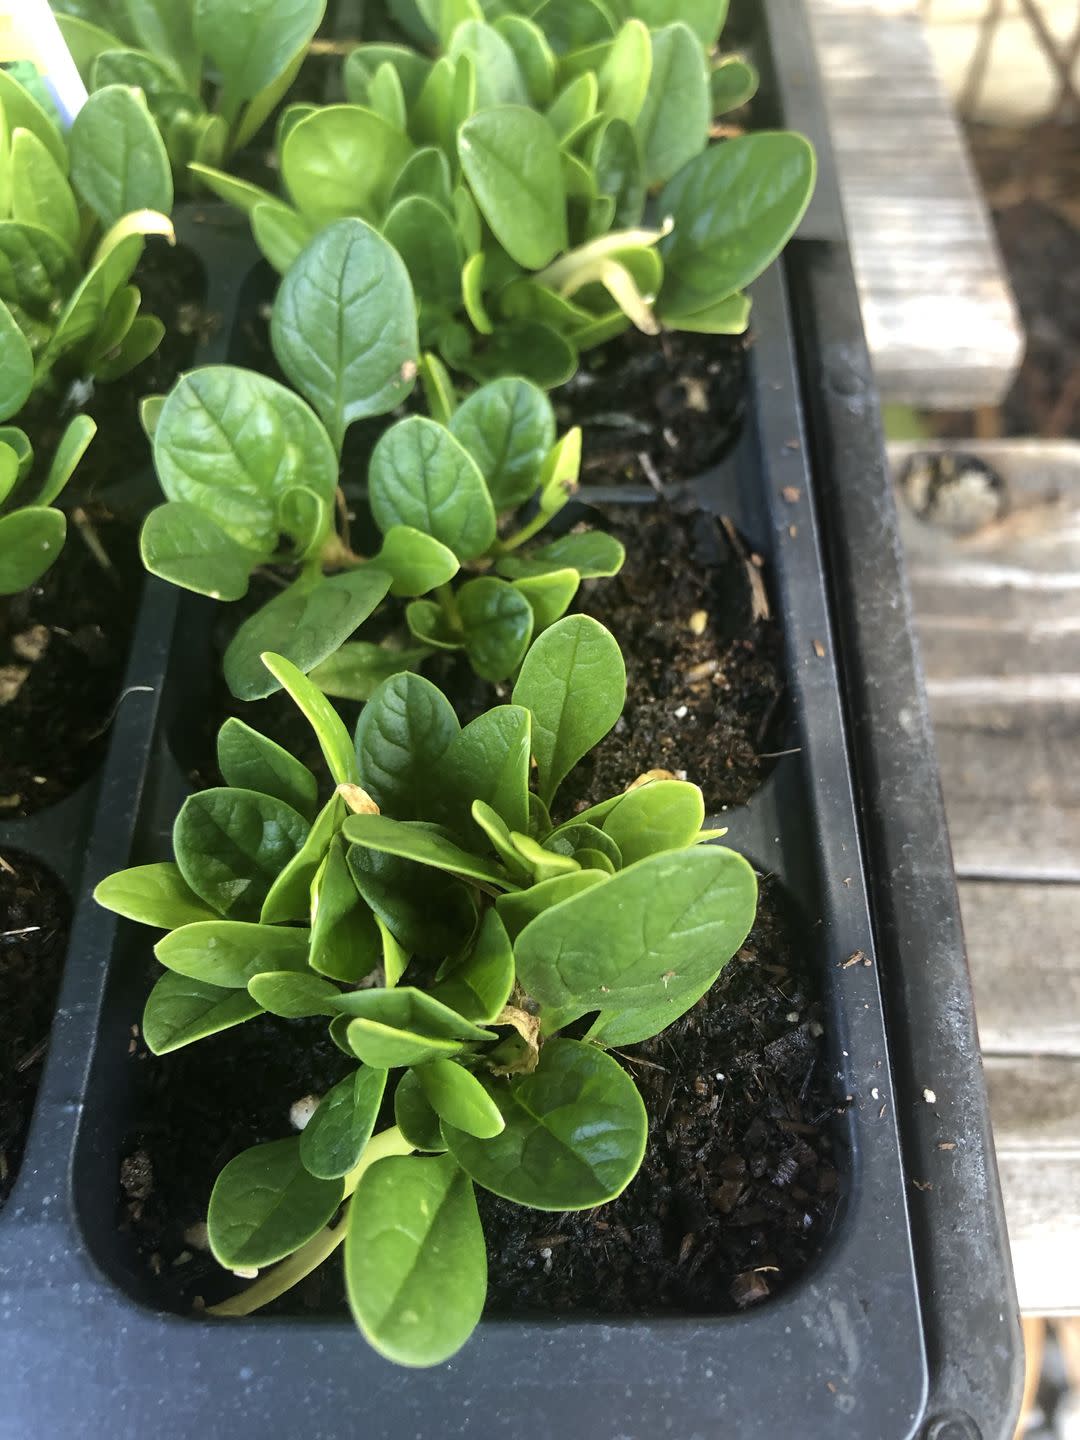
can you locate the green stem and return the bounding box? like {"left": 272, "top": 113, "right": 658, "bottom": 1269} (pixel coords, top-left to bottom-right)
{"left": 435, "top": 581, "right": 462, "bottom": 630}
{"left": 207, "top": 1127, "right": 414, "bottom": 1319}
{"left": 493, "top": 510, "right": 549, "bottom": 554}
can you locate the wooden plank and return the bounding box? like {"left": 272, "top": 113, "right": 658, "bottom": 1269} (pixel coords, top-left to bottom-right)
{"left": 985, "top": 1055, "right": 1080, "bottom": 1152}
{"left": 807, "top": 0, "right": 1023, "bottom": 406}
{"left": 996, "top": 1151, "right": 1080, "bottom": 1313}
{"left": 959, "top": 881, "right": 1080, "bottom": 1054}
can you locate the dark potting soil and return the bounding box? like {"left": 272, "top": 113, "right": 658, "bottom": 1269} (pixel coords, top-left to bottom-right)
{"left": 561, "top": 501, "right": 786, "bottom": 812}
{"left": 0, "top": 518, "right": 142, "bottom": 815}
{"left": 0, "top": 850, "right": 70, "bottom": 1207}
{"left": 117, "top": 878, "right": 838, "bottom": 1318}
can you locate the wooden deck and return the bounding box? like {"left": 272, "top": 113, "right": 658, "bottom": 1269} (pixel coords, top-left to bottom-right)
{"left": 891, "top": 438, "right": 1080, "bottom": 1314}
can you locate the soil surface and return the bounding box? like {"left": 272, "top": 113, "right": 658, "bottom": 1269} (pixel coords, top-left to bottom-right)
{"left": 118, "top": 879, "right": 838, "bottom": 1317}
{"left": 0, "top": 851, "right": 70, "bottom": 1207}
{"left": 562, "top": 502, "right": 785, "bottom": 812}
{"left": 0, "top": 518, "right": 141, "bottom": 815}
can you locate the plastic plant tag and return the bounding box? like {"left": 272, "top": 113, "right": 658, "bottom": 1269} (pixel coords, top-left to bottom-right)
{"left": 0, "top": 0, "right": 88, "bottom": 125}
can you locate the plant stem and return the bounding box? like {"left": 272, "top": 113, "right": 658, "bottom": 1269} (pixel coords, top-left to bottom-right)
{"left": 493, "top": 510, "right": 549, "bottom": 554}
{"left": 206, "top": 1127, "right": 413, "bottom": 1319}
{"left": 435, "top": 581, "right": 462, "bottom": 630}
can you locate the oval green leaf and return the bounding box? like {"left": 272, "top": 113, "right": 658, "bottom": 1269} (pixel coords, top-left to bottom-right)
{"left": 208, "top": 1137, "right": 343, "bottom": 1269}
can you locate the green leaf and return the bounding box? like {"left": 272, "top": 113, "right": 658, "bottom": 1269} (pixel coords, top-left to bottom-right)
{"left": 354, "top": 671, "right": 458, "bottom": 821}
{"left": 216, "top": 718, "right": 318, "bottom": 821}
{"left": 367, "top": 60, "right": 408, "bottom": 130}
{"left": 509, "top": 829, "right": 579, "bottom": 882}
{"left": 633, "top": 23, "right": 708, "bottom": 188}
{"left": 125, "top": 0, "right": 200, "bottom": 87}
{"left": 10, "top": 128, "right": 79, "bottom": 251}
{"left": 0, "top": 299, "right": 33, "bottom": 424}
{"left": 348, "top": 844, "right": 477, "bottom": 958}
{"left": 449, "top": 377, "right": 555, "bottom": 512}
{"left": 394, "top": 1069, "right": 447, "bottom": 1151}
{"left": 444, "top": 1038, "right": 645, "bottom": 1206}
{"left": 661, "top": 290, "right": 750, "bottom": 335}
{"left": 271, "top": 218, "right": 418, "bottom": 452}
{"left": 173, "top": 787, "right": 310, "bottom": 922}
{"left": 633, "top": 0, "right": 728, "bottom": 47}
{"left": 0, "top": 67, "right": 64, "bottom": 167}
{"left": 208, "top": 1137, "right": 343, "bottom": 1269}
{"left": 262, "top": 652, "right": 361, "bottom": 786}
{"left": 250, "top": 201, "right": 315, "bottom": 273}
{"left": 406, "top": 599, "right": 462, "bottom": 653}
{"left": 532, "top": 0, "right": 615, "bottom": 54}
{"left": 511, "top": 614, "right": 625, "bottom": 806}
{"left": 345, "top": 43, "right": 432, "bottom": 108}
{"left": 69, "top": 84, "right": 173, "bottom": 229}
{"left": 466, "top": 319, "right": 577, "bottom": 388}
{"left": 0, "top": 508, "right": 65, "bottom": 594}
{"left": 598, "top": 18, "right": 651, "bottom": 124}
{"left": 310, "top": 641, "right": 430, "bottom": 702}
{"left": 310, "top": 836, "right": 381, "bottom": 982}
{"left": 142, "top": 971, "right": 261, "bottom": 1055}
{"left": 261, "top": 791, "right": 345, "bottom": 924}
{"left": 431, "top": 908, "right": 514, "bottom": 1021}
{"left": 458, "top": 107, "right": 567, "bottom": 269}
{"left": 0, "top": 444, "right": 21, "bottom": 507}
{"left": 494, "top": 16, "right": 556, "bottom": 105}
{"left": 383, "top": 194, "right": 462, "bottom": 309}
{"left": 546, "top": 72, "right": 597, "bottom": 144}
{"left": 139, "top": 501, "right": 261, "bottom": 601}
{"left": 91, "top": 45, "right": 184, "bottom": 98}
{"left": 194, "top": 0, "right": 325, "bottom": 103}
{"left": 300, "top": 1067, "right": 387, "bottom": 1179}
{"left": 513, "top": 568, "right": 579, "bottom": 632}
{"left": 155, "top": 920, "right": 311, "bottom": 987}
{"left": 658, "top": 133, "right": 816, "bottom": 315}
{"left": 600, "top": 778, "right": 704, "bottom": 865}
{"left": 0, "top": 222, "right": 75, "bottom": 321}
{"left": 456, "top": 575, "right": 534, "bottom": 682}
{"left": 445, "top": 705, "right": 531, "bottom": 836}
{"left": 93, "top": 861, "right": 220, "bottom": 928}
{"left": 153, "top": 366, "right": 338, "bottom": 556}
{"left": 186, "top": 162, "right": 277, "bottom": 216}
{"left": 247, "top": 970, "right": 342, "bottom": 1017}
{"left": 224, "top": 569, "right": 392, "bottom": 702}
{"left": 338, "top": 985, "right": 493, "bottom": 1040}
{"left": 372, "top": 526, "right": 459, "bottom": 598}
{"left": 470, "top": 799, "right": 533, "bottom": 885}
{"left": 516, "top": 846, "right": 757, "bottom": 1028}
{"left": 496, "top": 529, "right": 625, "bottom": 579}
{"left": 281, "top": 105, "right": 413, "bottom": 224}
{"left": 368, "top": 416, "right": 496, "bottom": 562}
{"left": 44, "top": 230, "right": 146, "bottom": 372}
{"left": 344, "top": 814, "right": 511, "bottom": 889}
{"left": 36, "top": 416, "right": 95, "bottom": 507}
{"left": 546, "top": 821, "right": 622, "bottom": 869}
{"left": 495, "top": 867, "right": 607, "bottom": 940}
{"left": 347, "top": 1153, "right": 486, "bottom": 1367}
{"left": 390, "top": 147, "right": 453, "bottom": 214}
{"left": 449, "top": 20, "right": 528, "bottom": 107}
{"left": 710, "top": 55, "right": 757, "bottom": 114}
{"left": 417, "top": 1059, "right": 504, "bottom": 1138}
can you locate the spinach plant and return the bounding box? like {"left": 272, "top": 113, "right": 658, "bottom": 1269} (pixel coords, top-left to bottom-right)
{"left": 96, "top": 615, "right": 758, "bottom": 1366}
{"left": 52, "top": 0, "right": 326, "bottom": 179}
{"left": 192, "top": 0, "right": 814, "bottom": 385}
{"left": 139, "top": 217, "right": 624, "bottom": 699}
{"left": 0, "top": 66, "right": 174, "bottom": 390}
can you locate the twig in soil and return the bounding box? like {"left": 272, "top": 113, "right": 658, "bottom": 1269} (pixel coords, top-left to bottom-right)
{"left": 636, "top": 450, "right": 665, "bottom": 494}
{"left": 86, "top": 684, "right": 155, "bottom": 741}
{"left": 71, "top": 508, "right": 119, "bottom": 583}
{"left": 2, "top": 926, "right": 40, "bottom": 938}
{"left": 756, "top": 746, "right": 802, "bottom": 759}
{"left": 15, "top": 1036, "right": 48, "bottom": 1073}
{"left": 0, "top": 854, "right": 14, "bottom": 875}
{"left": 719, "top": 515, "right": 771, "bottom": 622}
{"left": 610, "top": 1049, "right": 669, "bottom": 1072}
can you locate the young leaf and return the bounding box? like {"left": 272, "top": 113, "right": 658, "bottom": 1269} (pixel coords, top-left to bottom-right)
{"left": 94, "top": 861, "right": 220, "bottom": 929}
{"left": 0, "top": 299, "right": 34, "bottom": 424}
{"left": 531, "top": 0, "right": 615, "bottom": 54}
{"left": 416, "top": 1059, "right": 504, "bottom": 1138}
{"left": 710, "top": 55, "right": 758, "bottom": 114}
{"left": 310, "top": 640, "right": 429, "bottom": 702}
{"left": 69, "top": 84, "right": 173, "bottom": 229}
{"left": 384, "top": 195, "right": 462, "bottom": 313}
{"left": 470, "top": 799, "right": 533, "bottom": 884}
{"left": 155, "top": 920, "right": 311, "bottom": 987}
{"left": 10, "top": 128, "right": 80, "bottom": 251}
{"left": 346, "top": 1153, "right": 486, "bottom": 1367}
{"left": 310, "top": 836, "right": 382, "bottom": 983}
{"left": 509, "top": 829, "right": 579, "bottom": 882}
{"left": 348, "top": 846, "right": 477, "bottom": 958}
{"left": 216, "top": 718, "right": 319, "bottom": 821}
{"left": 261, "top": 791, "right": 346, "bottom": 925}
{"left": 546, "top": 72, "right": 597, "bottom": 144}
{"left": 208, "top": 1137, "right": 343, "bottom": 1270}
{"left": 431, "top": 908, "right": 515, "bottom": 1022}
{"left": 368, "top": 416, "right": 496, "bottom": 562}
{"left": 515, "top": 846, "right": 757, "bottom": 1023}
{"left": 247, "top": 970, "right": 342, "bottom": 1018}
{"left": 444, "top": 705, "right": 531, "bottom": 836}
{"left": 336, "top": 985, "right": 494, "bottom": 1041}
{"left": 194, "top": 0, "right": 325, "bottom": 103}
{"left": 600, "top": 778, "right": 705, "bottom": 865}
{"left": 224, "top": 569, "right": 393, "bottom": 702}
{"left": 281, "top": 106, "right": 413, "bottom": 224}
{"left": 444, "top": 1038, "right": 646, "bottom": 1207}
{"left": 142, "top": 971, "right": 262, "bottom": 1055}
{"left": 139, "top": 501, "right": 262, "bottom": 601}
{"left": 153, "top": 367, "right": 338, "bottom": 555}
{"left": 513, "top": 568, "right": 579, "bottom": 632}
{"left": 38, "top": 416, "right": 97, "bottom": 507}
{"left": 495, "top": 530, "right": 624, "bottom": 580}
{"left": 546, "top": 821, "right": 622, "bottom": 869}
{"left": 173, "top": 787, "right": 310, "bottom": 922}
{"left": 458, "top": 107, "right": 567, "bottom": 269}
{"left": 449, "top": 377, "right": 555, "bottom": 512}
{"left": 598, "top": 18, "right": 651, "bottom": 125}
{"left": 394, "top": 1068, "right": 448, "bottom": 1151}
{"left": 250, "top": 201, "right": 314, "bottom": 273}
{"left": 632, "top": 22, "right": 708, "bottom": 188}
{"left": 354, "top": 671, "right": 458, "bottom": 821}
{"left": 494, "top": 15, "right": 556, "bottom": 105}
{"left": 0, "top": 509, "right": 66, "bottom": 595}
{"left": 661, "top": 291, "right": 751, "bottom": 335}
{"left": 345, "top": 43, "right": 432, "bottom": 108}
{"left": 0, "top": 67, "right": 65, "bottom": 166}
{"left": 271, "top": 218, "right": 419, "bottom": 452}
{"left": 343, "top": 814, "right": 511, "bottom": 890}
{"left": 465, "top": 319, "right": 576, "bottom": 389}
{"left": 262, "top": 652, "right": 360, "bottom": 786}
{"left": 300, "top": 1067, "right": 387, "bottom": 1179}
{"left": 511, "top": 614, "right": 625, "bottom": 806}
{"left": 391, "top": 146, "right": 453, "bottom": 213}
{"left": 658, "top": 133, "right": 816, "bottom": 316}
{"left": 372, "top": 526, "right": 459, "bottom": 599}
{"left": 345, "top": 1018, "right": 466, "bottom": 1069}
{"left": 457, "top": 576, "right": 534, "bottom": 682}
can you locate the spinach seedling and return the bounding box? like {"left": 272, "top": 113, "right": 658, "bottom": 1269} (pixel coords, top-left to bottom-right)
{"left": 96, "top": 616, "right": 758, "bottom": 1366}
{"left": 0, "top": 67, "right": 175, "bottom": 391}
{"left": 53, "top": 0, "right": 326, "bottom": 180}
{"left": 139, "top": 218, "right": 623, "bottom": 699}
{"left": 192, "top": 0, "right": 814, "bottom": 385}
